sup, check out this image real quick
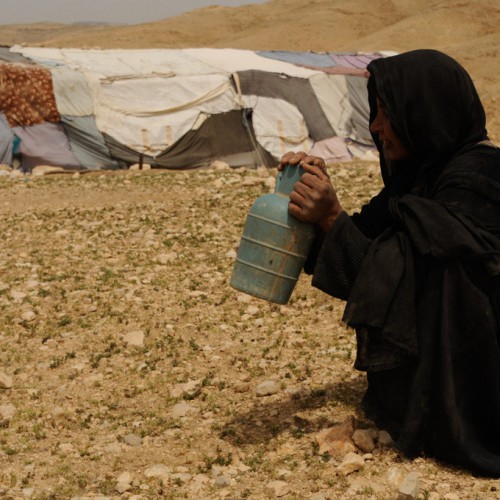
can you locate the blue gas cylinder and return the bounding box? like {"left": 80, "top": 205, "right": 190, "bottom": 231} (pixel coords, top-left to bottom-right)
{"left": 230, "top": 165, "right": 316, "bottom": 304}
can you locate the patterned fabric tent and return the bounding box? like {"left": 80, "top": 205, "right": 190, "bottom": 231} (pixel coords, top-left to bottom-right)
{"left": 0, "top": 46, "right": 387, "bottom": 171}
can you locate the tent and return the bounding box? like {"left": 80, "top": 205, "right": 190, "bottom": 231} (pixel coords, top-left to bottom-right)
{"left": 0, "top": 46, "right": 389, "bottom": 171}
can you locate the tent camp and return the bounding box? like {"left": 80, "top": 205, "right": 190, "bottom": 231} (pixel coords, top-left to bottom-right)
{"left": 0, "top": 46, "right": 389, "bottom": 171}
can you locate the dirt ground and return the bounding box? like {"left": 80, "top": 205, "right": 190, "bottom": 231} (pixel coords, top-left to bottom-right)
{"left": 0, "top": 164, "right": 499, "bottom": 499}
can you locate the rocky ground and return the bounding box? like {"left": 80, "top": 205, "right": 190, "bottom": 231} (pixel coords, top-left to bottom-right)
{"left": 0, "top": 163, "right": 499, "bottom": 499}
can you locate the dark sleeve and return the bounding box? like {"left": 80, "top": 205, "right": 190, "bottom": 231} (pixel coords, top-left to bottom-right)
{"left": 310, "top": 211, "right": 372, "bottom": 301}
{"left": 304, "top": 188, "right": 392, "bottom": 275}
{"left": 351, "top": 188, "right": 394, "bottom": 239}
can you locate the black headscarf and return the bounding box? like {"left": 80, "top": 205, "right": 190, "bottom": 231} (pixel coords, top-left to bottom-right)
{"left": 367, "top": 49, "right": 488, "bottom": 192}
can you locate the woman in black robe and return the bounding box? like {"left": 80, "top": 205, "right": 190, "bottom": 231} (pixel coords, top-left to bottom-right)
{"left": 280, "top": 49, "right": 500, "bottom": 475}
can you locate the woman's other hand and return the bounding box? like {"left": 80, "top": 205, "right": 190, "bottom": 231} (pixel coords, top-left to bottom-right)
{"left": 278, "top": 151, "right": 308, "bottom": 171}
{"left": 279, "top": 152, "right": 343, "bottom": 233}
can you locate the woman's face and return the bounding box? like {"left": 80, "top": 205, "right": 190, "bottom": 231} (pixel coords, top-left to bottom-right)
{"left": 370, "top": 98, "right": 410, "bottom": 161}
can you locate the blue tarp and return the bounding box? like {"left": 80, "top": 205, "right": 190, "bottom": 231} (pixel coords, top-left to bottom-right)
{"left": 258, "top": 50, "right": 337, "bottom": 68}
{"left": 258, "top": 50, "right": 380, "bottom": 69}
{"left": 0, "top": 113, "right": 14, "bottom": 165}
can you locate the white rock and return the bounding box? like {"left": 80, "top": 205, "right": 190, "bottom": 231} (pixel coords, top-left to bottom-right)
{"left": 237, "top": 294, "right": 252, "bottom": 303}
{"left": 144, "top": 464, "right": 172, "bottom": 478}
{"left": 157, "top": 252, "right": 177, "bottom": 265}
{"left": 398, "top": 472, "right": 419, "bottom": 500}
{"left": 225, "top": 249, "right": 237, "bottom": 259}
{"left": 171, "top": 379, "right": 202, "bottom": 398}
{"left": 115, "top": 482, "right": 131, "bottom": 493}
{"left": 117, "top": 472, "right": 133, "bottom": 484}
{"left": 211, "top": 465, "right": 224, "bottom": 478}
{"left": 10, "top": 290, "right": 26, "bottom": 302}
{"left": 21, "top": 310, "right": 37, "bottom": 322}
{"left": 171, "top": 401, "right": 198, "bottom": 419}
{"left": 256, "top": 380, "right": 280, "bottom": 396}
{"left": 129, "top": 163, "right": 152, "bottom": 170}
{"left": 32, "top": 165, "right": 65, "bottom": 176}
{"left": 60, "top": 443, "right": 76, "bottom": 453}
{"left": 214, "top": 475, "right": 230, "bottom": 488}
{"left": 0, "top": 372, "right": 13, "bottom": 389}
{"left": 210, "top": 160, "right": 230, "bottom": 170}
{"left": 245, "top": 305, "right": 259, "bottom": 316}
{"left": 123, "top": 330, "right": 145, "bottom": 347}
{"left": 337, "top": 452, "right": 365, "bottom": 475}
{"left": 387, "top": 467, "right": 406, "bottom": 488}
{"left": 0, "top": 404, "right": 16, "bottom": 421}
{"left": 265, "top": 480, "right": 290, "bottom": 497}
{"left": 123, "top": 434, "right": 143, "bottom": 447}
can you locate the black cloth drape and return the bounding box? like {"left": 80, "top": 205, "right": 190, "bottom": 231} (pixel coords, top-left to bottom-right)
{"left": 309, "top": 50, "right": 500, "bottom": 475}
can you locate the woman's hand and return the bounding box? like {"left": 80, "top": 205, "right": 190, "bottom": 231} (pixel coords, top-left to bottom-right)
{"left": 279, "top": 151, "right": 343, "bottom": 233}
{"left": 278, "top": 151, "right": 309, "bottom": 171}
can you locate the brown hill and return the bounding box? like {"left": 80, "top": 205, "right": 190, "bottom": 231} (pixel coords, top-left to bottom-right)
{"left": 0, "top": 0, "right": 499, "bottom": 139}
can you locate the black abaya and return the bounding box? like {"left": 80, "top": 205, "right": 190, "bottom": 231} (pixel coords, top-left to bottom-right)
{"left": 309, "top": 50, "right": 500, "bottom": 475}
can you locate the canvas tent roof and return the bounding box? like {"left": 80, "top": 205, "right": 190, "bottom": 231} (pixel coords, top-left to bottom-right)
{"left": 0, "top": 46, "right": 383, "bottom": 171}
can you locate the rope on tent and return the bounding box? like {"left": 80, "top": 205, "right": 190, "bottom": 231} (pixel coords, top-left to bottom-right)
{"left": 232, "top": 72, "right": 270, "bottom": 169}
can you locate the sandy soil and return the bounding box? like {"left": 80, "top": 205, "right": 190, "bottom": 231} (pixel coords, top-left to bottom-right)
{"left": 0, "top": 165, "right": 499, "bottom": 499}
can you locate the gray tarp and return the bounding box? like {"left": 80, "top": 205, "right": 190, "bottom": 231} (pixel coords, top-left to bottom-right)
{"left": 61, "top": 115, "right": 121, "bottom": 170}
{"left": 346, "top": 75, "right": 372, "bottom": 144}
{"left": 104, "top": 110, "right": 275, "bottom": 169}
{"left": 235, "top": 70, "right": 334, "bottom": 141}
{"left": 0, "top": 48, "right": 34, "bottom": 64}
{"left": 13, "top": 122, "right": 81, "bottom": 171}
